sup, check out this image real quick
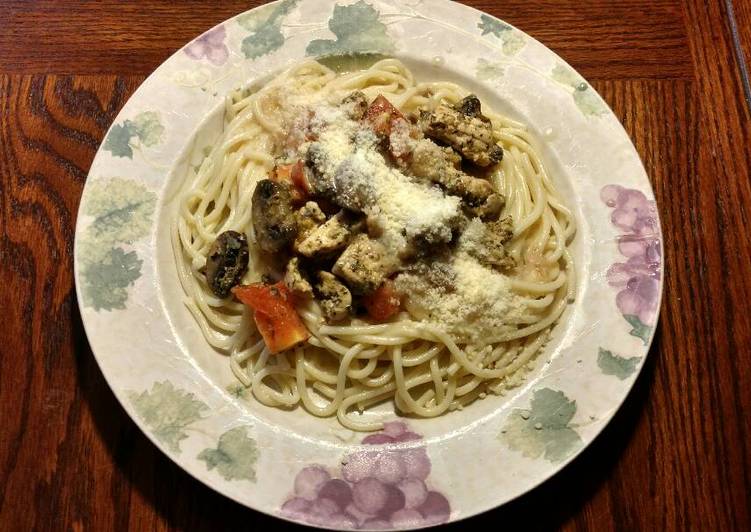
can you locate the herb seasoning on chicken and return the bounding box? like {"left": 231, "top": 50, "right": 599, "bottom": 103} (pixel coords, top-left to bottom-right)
{"left": 244, "top": 89, "right": 518, "bottom": 325}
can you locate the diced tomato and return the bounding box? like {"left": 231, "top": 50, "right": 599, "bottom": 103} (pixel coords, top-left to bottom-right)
{"left": 289, "top": 160, "right": 313, "bottom": 195}
{"left": 232, "top": 282, "right": 310, "bottom": 353}
{"left": 364, "top": 95, "right": 405, "bottom": 136}
{"left": 363, "top": 280, "right": 402, "bottom": 322}
{"left": 271, "top": 160, "right": 310, "bottom": 203}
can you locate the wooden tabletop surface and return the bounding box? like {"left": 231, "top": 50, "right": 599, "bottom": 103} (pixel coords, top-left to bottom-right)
{"left": 1, "top": 1, "right": 750, "bottom": 530}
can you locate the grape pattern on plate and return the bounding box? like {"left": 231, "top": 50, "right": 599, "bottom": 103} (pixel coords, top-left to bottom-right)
{"left": 280, "top": 422, "right": 451, "bottom": 529}
{"left": 600, "top": 185, "right": 661, "bottom": 340}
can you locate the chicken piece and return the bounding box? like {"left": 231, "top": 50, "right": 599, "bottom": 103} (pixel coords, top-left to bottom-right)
{"left": 471, "top": 193, "right": 505, "bottom": 221}
{"left": 418, "top": 95, "right": 503, "bottom": 167}
{"left": 296, "top": 211, "right": 362, "bottom": 258}
{"left": 315, "top": 271, "right": 352, "bottom": 322}
{"left": 479, "top": 217, "right": 515, "bottom": 270}
{"left": 284, "top": 257, "right": 313, "bottom": 298}
{"left": 409, "top": 139, "right": 504, "bottom": 220}
{"left": 341, "top": 91, "right": 368, "bottom": 121}
{"left": 460, "top": 216, "right": 515, "bottom": 270}
{"left": 251, "top": 179, "right": 297, "bottom": 253}
{"left": 293, "top": 201, "right": 327, "bottom": 251}
{"left": 332, "top": 234, "right": 396, "bottom": 295}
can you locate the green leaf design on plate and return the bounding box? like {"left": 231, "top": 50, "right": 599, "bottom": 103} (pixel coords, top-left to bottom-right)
{"left": 597, "top": 347, "right": 641, "bottom": 380}
{"left": 81, "top": 248, "right": 143, "bottom": 311}
{"left": 499, "top": 388, "right": 583, "bottom": 463}
{"left": 104, "top": 112, "right": 164, "bottom": 158}
{"left": 198, "top": 426, "right": 259, "bottom": 482}
{"left": 239, "top": 0, "right": 298, "bottom": 59}
{"left": 477, "top": 14, "right": 525, "bottom": 55}
{"left": 128, "top": 381, "right": 209, "bottom": 453}
{"left": 236, "top": 3, "right": 277, "bottom": 31}
{"left": 623, "top": 314, "right": 652, "bottom": 345}
{"left": 551, "top": 64, "right": 607, "bottom": 117}
{"left": 478, "top": 14, "right": 511, "bottom": 37}
{"left": 306, "top": 0, "right": 394, "bottom": 57}
{"left": 83, "top": 178, "right": 155, "bottom": 247}
{"left": 476, "top": 58, "right": 504, "bottom": 81}
{"left": 573, "top": 85, "right": 607, "bottom": 117}
{"left": 104, "top": 123, "right": 136, "bottom": 158}
{"left": 551, "top": 64, "right": 583, "bottom": 87}
{"left": 78, "top": 177, "right": 156, "bottom": 311}
{"left": 501, "top": 32, "right": 525, "bottom": 55}
{"left": 130, "top": 111, "right": 164, "bottom": 147}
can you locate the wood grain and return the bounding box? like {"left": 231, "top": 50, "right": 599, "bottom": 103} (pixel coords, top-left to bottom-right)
{"left": 732, "top": 0, "right": 751, "bottom": 65}
{"left": 0, "top": 0, "right": 691, "bottom": 80}
{"left": 729, "top": 0, "right": 751, "bottom": 110}
{"left": 1, "top": 1, "right": 750, "bottom": 530}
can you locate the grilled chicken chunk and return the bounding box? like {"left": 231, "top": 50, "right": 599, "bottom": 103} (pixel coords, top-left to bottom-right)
{"left": 460, "top": 216, "right": 515, "bottom": 270}
{"left": 315, "top": 271, "right": 352, "bottom": 322}
{"left": 293, "top": 201, "right": 327, "bottom": 252}
{"left": 419, "top": 95, "right": 503, "bottom": 167}
{"left": 284, "top": 257, "right": 313, "bottom": 298}
{"left": 333, "top": 234, "right": 395, "bottom": 295}
{"left": 409, "top": 139, "right": 504, "bottom": 220}
{"left": 296, "top": 211, "right": 362, "bottom": 258}
{"left": 251, "top": 179, "right": 297, "bottom": 253}
{"left": 341, "top": 91, "right": 368, "bottom": 121}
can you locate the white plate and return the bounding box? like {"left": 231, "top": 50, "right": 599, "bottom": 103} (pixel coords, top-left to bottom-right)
{"left": 74, "top": 1, "right": 663, "bottom": 529}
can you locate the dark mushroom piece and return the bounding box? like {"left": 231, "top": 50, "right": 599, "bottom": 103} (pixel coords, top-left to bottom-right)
{"left": 305, "top": 143, "right": 374, "bottom": 213}
{"left": 205, "top": 230, "right": 249, "bottom": 298}
{"left": 251, "top": 179, "right": 298, "bottom": 253}
{"left": 455, "top": 94, "right": 483, "bottom": 117}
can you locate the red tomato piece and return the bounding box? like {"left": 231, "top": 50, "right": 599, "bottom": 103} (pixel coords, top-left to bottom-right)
{"left": 363, "top": 280, "right": 402, "bottom": 322}
{"left": 364, "top": 95, "right": 405, "bottom": 136}
{"left": 232, "top": 282, "right": 310, "bottom": 353}
{"left": 289, "top": 160, "right": 313, "bottom": 195}
{"left": 271, "top": 160, "right": 310, "bottom": 202}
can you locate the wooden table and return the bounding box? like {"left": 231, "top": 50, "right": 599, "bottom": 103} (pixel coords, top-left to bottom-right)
{"left": 1, "top": 1, "right": 749, "bottom": 529}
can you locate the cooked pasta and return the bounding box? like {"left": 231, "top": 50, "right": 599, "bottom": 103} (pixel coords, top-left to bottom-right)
{"left": 171, "top": 58, "right": 576, "bottom": 431}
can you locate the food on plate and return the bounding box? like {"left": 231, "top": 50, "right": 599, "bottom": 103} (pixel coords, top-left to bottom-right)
{"left": 172, "top": 59, "right": 576, "bottom": 430}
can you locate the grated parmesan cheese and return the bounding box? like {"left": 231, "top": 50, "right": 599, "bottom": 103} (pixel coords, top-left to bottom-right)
{"left": 296, "top": 97, "right": 525, "bottom": 344}
{"left": 303, "top": 103, "right": 461, "bottom": 256}
{"left": 395, "top": 252, "right": 530, "bottom": 343}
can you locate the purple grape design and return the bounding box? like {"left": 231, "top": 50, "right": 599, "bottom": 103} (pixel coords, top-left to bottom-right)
{"left": 280, "top": 422, "right": 450, "bottom": 529}
{"left": 600, "top": 185, "right": 661, "bottom": 344}
{"left": 184, "top": 25, "right": 229, "bottom": 66}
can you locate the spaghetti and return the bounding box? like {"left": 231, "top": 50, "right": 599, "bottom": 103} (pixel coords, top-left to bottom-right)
{"left": 171, "top": 59, "right": 576, "bottom": 431}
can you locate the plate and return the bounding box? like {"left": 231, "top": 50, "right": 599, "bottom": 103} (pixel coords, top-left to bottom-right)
{"left": 74, "top": 0, "right": 663, "bottom": 528}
